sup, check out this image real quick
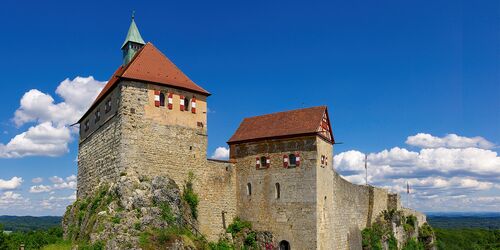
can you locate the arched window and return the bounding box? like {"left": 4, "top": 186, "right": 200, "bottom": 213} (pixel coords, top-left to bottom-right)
{"left": 288, "top": 154, "right": 296, "bottom": 167}
{"left": 159, "top": 93, "right": 165, "bottom": 107}
{"left": 184, "top": 97, "right": 189, "bottom": 111}
{"left": 247, "top": 183, "right": 252, "bottom": 196}
{"left": 275, "top": 183, "right": 280, "bottom": 199}
{"left": 279, "top": 240, "right": 290, "bottom": 250}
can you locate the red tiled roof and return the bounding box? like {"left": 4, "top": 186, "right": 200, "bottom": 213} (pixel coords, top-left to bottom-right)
{"left": 78, "top": 42, "right": 209, "bottom": 123}
{"left": 227, "top": 106, "right": 334, "bottom": 144}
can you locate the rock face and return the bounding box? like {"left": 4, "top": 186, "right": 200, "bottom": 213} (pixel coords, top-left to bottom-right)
{"left": 63, "top": 175, "right": 200, "bottom": 249}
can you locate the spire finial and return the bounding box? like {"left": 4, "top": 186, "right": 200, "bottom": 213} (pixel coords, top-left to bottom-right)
{"left": 132, "top": 10, "right": 135, "bottom": 20}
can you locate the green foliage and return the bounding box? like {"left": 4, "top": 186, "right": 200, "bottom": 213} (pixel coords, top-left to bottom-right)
{"left": 402, "top": 238, "right": 424, "bottom": 250}
{"left": 78, "top": 240, "right": 105, "bottom": 250}
{"left": 0, "top": 226, "right": 65, "bottom": 250}
{"left": 208, "top": 239, "right": 235, "bottom": 250}
{"left": 0, "top": 216, "right": 61, "bottom": 232}
{"left": 434, "top": 228, "right": 500, "bottom": 250}
{"left": 361, "top": 226, "right": 383, "bottom": 250}
{"left": 428, "top": 215, "right": 500, "bottom": 229}
{"left": 183, "top": 172, "right": 199, "bottom": 219}
{"left": 111, "top": 216, "right": 121, "bottom": 224}
{"left": 157, "top": 202, "right": 175, "bottom": 224}
{"left": 387, "top": 234, "right": 398, "bottom": 250}
{"left": 41, "top": 241, "right": 72, "bottom": 250}
{"left": 226, "top": 217, "right": 252, "bottom": 237}
{"left": 244, "top": 231, "right": 257, "bottom": 249}
{"left": 134, "top": 222, "right": 141, "bottom": 230}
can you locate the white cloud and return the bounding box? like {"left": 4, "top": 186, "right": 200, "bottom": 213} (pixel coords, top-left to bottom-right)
{"left": 32, "top": 177, "right": 43, "bottom": 183}
{"left": 49, "top": 176, "right": 64, "bottom": 184}
{"left": 29, "top": 185, "right": 52, "bottom": 193}
{"left": 1, "top": 76, "right": 105, "bottom": 159}
{"left": 211, "top": 147, "right": 230, "bottom": 160}
{"left": 0, "top": 122, "right": 71, "bottom": 158}
{"left": 30, "top": 175, "right": 77, "bottom": 193}
{"left": 406, "top": 133, "right": 495, "bottom": 149}
{"left": 0, "top": 191, "right": 25, "bottom": 206}
{"left": 0, "top": 177, "right": 23, "bottom": 190}
{"left": 334, "top": 133, "right": 500, "bottom": 211}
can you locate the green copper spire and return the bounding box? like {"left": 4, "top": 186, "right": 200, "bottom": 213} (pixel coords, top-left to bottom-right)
{"left": 122, "top": 12, "right": 146, "bottom": 65}
{"left": 121, "top": 12, "right": 145, "bottom": 49}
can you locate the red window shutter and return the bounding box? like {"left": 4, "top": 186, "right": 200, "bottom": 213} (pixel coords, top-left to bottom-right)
{"left": 283, "top": 155, "right": 289, "bottom": 168}
{"left": 266, "top": 157, "right": 271, "bottom": 168}
{"left": 296, "top": 152, "right": 301, "bottom": 167}
{"left": 154, "top": 90, "right": 160, "bottom": 107}
{"left": 191, "top": 97, "right": 197, "bottom": 114}
{"left": 167, "top": 93, "right": 173, "bottom": 110}
{"left": 256, "top": 157, "right": 260, "bottom": 169}
{"left": 179, "top": 95, "right": 185, "bottom": 111}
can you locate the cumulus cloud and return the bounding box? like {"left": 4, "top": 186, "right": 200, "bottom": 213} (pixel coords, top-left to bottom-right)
{"left": 32, "top": 177, "right": 43, "bottom": 183}
{"left": 406, "top": 133, "right": 495, "bottom": 149}
{"left": 0, "top": 191, "right": 26, "bottom": 206}
{"left": 211, "top": 147, "right": 230, "bottom": 160}
{"left": 334, "top": 133, "right": 500, "bottom": 211}
{"left": 29, "top": 175, "right": 77, "bottom": 193}
{"left": 0, "top": 76, "right": 105, "bottom": 159}
{"left": 0, "top": 177, "right": 23, "bottom": 190}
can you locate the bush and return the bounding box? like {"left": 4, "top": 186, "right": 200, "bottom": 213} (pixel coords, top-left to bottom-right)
{"left": 402, "top": 238, "right": 424, "bottom": 250}
{"left": 158, "top": 202, "right": 175, "bottom": 224}
{"left": 226, "top": 217, "right": 252, "bottom": 237}
{"left": 183, "top": 172, "right": 199, "bottom": 219}
{"left": 209, "top": 239, "right": 234, "bottom": 250}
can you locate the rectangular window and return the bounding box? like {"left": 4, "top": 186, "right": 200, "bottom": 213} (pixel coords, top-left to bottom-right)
{"left": 105, "top": 99, "right": 112, "bottom": 113}
{"left": 95, "top": 109, "right": 101, "bottom": 123}
{"left": 84, "top": 120, "right": 90, "bottom": 132}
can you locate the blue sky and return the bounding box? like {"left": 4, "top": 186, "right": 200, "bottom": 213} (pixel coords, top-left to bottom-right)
{"left": 0, "top": 0, "right": 498, "bottom": 215}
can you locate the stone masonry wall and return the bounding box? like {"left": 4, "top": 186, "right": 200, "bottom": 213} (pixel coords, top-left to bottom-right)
{"left": 230, "top": 136, "right": 319, "bottom": 250}
{"left": 77, "top": 87, "right": 123, "bottom": 198}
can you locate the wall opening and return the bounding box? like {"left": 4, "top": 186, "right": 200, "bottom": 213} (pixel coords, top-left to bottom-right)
{"left": 275, "top": 183, "right": 281, "bottom": 199}
{"left": 279, "top": 240, "right": 290, "bottom": 250}
{"left": 288, "top": 154, "right": 296, "bottom": 168}
{"left": 184, "top": 97, "right": 190, "bottom": 111}
{"left": 159, "top": 93, "right": 165, "bottom": 106}
{"left": 247, "top": 183, "right": 252, "bottom": 196}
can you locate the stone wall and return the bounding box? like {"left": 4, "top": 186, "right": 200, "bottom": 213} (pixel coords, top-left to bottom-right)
{"left": 230, "top": 136, "right": 319, "bottom": 250}
{"left": 77, "top": 87, "right": 123, "bottom": 198}
{"left": 198, "top": 160, "right": 237, "bottom": 241}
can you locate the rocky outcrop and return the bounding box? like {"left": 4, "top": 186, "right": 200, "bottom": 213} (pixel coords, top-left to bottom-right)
{"left": 63, "top": 175, "right": 202, "bottom": 249}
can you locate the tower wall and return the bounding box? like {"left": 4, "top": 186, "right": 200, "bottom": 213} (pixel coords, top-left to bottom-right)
{"left": 230, "top": 136, "right": 319, "bottom": 250}
{"left": 77, "top": 86, "right": 124, "bottom": 198}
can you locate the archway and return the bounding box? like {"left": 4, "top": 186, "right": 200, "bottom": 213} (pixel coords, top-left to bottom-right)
{"left": 279, "top": 240, "right": 290, "bottom": 250}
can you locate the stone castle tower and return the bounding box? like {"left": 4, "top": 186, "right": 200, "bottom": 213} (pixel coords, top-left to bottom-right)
{"left": 77, "top": 18, "right": 426, "bottom": 249}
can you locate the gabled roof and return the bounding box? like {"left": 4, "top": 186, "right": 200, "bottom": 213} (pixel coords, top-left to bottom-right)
{"left": 78, "top": 42, "right": 210, "bottom": 123}
{"left": 227, "top": 106, "right": 335, "bottom": 144}
{"left": 121, "top": 18, "right": 145, "bottom": 48}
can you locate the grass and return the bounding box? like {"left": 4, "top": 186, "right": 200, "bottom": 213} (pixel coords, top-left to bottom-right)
{"left": 41, "top": 241, "right": 72, "bottom": 250}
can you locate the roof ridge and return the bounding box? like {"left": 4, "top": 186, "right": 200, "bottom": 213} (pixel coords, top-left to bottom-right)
{"left": 244, "top": 106, "right": 327, "bottom": 120}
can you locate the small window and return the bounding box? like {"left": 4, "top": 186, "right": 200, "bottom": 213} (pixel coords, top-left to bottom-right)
{"left": 260, "top": 156, "right": 268, "bottom": 169}
{"left": 247, "top": 183, "right": 252, "bottom": 196}
{"left": 275, "top": 183, "right": 281, "bottom": 199}
{"left": 95, "top": 109, "right": 101, "bottom": 123}
{"left": 184, "top": 97, "right": 189, "bottom": 111}
{"left": 84, "top": 120, "right": 90, "bottom": 132}
{"left": 159, "top": 93, "right": 165, "bottom": 107}
{"left": 105, "top": 99, "right": 112, "bottom": 113}
{"left": 288, "top": 154, "right": 297, "bottom": 167}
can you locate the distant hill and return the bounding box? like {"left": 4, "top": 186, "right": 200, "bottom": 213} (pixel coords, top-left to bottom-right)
{"left": 0, "top": 216, "right": 62, "bottom": 232}
{"left": 428, "top": 212, "right": 500, "bottom": 230}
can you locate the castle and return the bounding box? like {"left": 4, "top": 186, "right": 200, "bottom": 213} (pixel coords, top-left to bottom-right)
{"left": 76, "top": 18, "right": 426, "bottom": 249}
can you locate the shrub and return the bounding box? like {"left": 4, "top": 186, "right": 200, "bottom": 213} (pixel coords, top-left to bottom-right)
{"left": 226, "top": 217, "right": 252, "bottom": 237}
{"left": 183, "top": 172, "right": 199, "bottom": 219}
{"left": 158, "top": 202, "right": 175, "bottom": 224}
